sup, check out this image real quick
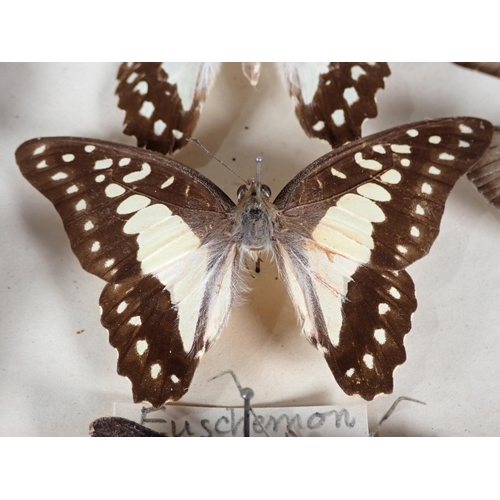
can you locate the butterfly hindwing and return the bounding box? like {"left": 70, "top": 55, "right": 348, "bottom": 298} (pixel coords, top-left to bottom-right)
{"left": 16, "top": 137, "right": 239, "bottom": 406}
{"left": 273, "top": 117, "right": 493, "bottom": 399}
{"left": 116, "top": 62, "right": 221, "bottom": 154}
{"left": 280, "top": 62, "right": 391, "bottom": 149}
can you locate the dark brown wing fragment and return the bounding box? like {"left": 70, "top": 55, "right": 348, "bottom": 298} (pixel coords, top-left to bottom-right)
{"left": 282, "top": 62, "right": 391, "bottom": 149}
{"left": 468, "top": 127, "right": 500, "bottom": 207}
{"left": 116, "top": 63, "right": 220, "bottom": 154}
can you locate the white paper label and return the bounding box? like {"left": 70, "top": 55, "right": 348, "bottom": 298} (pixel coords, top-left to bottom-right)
{"left": 113, "top": 403, "right": 368, "bottom": 437}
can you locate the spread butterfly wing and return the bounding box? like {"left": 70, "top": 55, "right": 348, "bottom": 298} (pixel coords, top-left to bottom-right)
{"left": 16, "top": 137, "right": 239, "bottom": 406}
{"left": 116, "top": 63, "right": 221, "bottom": 154}
{"left": 279, "top": 62, "right": 391, "bottom": 149}
{"left": 467, "top": 126, "right": 500, "bottom": 208}
{"left": 272, "top": 117, "right": 493, "bottom": 400}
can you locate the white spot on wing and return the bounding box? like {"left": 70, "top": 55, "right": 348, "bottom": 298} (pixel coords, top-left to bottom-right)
{"left": 123, "top": 163, "right": 151, "bottom": 183}
{"left": 363, "top": 354, "right": 374, "bottom": 369}
{"left": 354, "top": 152, "right": 383, "bottom": 171}
{"left": 380, "top": 169, "right": 401, "bottom": 184}
{"left": 150, "top": 363, "right": 161, "bottom": 379}
{"left": 372, "top": 145, "right": 386, "bottom": 154}
{"left": 36, "top": 160, "right": 48, "bottom": 169}
{"left": 94, "top": 159, "right": 113, "bottom": 170}
{"left": 104, "top": 259, "right": 114, "bottom": 268}
{"left": 429, "top": 135, "right": 441, "bottom": 144}
{"left": 343, "top": 87, "right": 359, "bottom": 106}
{"left": 389, "top": 287, "right": 401, "bottom": 299}
{"left": 33, "top": 145, "right": 46, "bottom": 155}
{"left": 411, "top": 226, "right": 420, "bottom": 237}
{"left": 95, "top": 174, "right": 105, "bottom": 183}
{"left": 119, "top": 158, "right": 131, "bottom": 167}
{"left": 415, "top": 204, "right": 425, "bottom": 215}
{"left": 171, "top": 374, "right": 180, "bottom": 383}
{"left": 172, "top": 129, "right": 183, "bottom": 139}
{"left": 105, "top": 183, "right": 126, "bottom": 198}
{"left": 397, "top": 245, "right": 407, "bottom": 254}
{"left": 312, "top": 121, "right": 325, "bottom": 131}
{"left": 401, "top": 159, "right": 410, "bottom": 167}
{"left": 422, "top": 182, "right": 433, "bottom": 194}
{"left": 154, "top": 120, "right": 167, "bottom": 136}
{"left": 85, "top": 145, "right": 95, "bottom": 153}
{"left": 136, "top": 340, "right": 148, "bottom": 355}
{"left": 406, "top": 129, "right": 418, "bottom": 137}
{"left": 459, "top": 123, "right": 473, "bottom": 133}
{"left": 76, "top": 199, "right": 87, "bottom": 211}
{"left": 129, "top": 316, "right": 142, "bottom": 326}
{"left": 51, "top": 172, "right": 68, "bottom": 181}
{"left": 391, "top": 144, "right": 411, "bottom": 154}
{"left": 62, "top": 154, "right": 75, "bottom": 162}
{"left": 357, "top": 183, "right": 391, "bottom": 201}
{"left": 66, "top": 185, "right": 78, "bottom": 194}
{"left": 331, "top": 168, "right": 346, "bottom": 179}
{"left": 139, "top": 101, "right": 155, "bottom": 119}
{"left": 346, "top": 368, "right": 355, "bottom": 377}
{"left": 428, "top": 166, "right": 441, "bottom": 175}
{"left": 439, "top": 152, "right": 455, "bottom": 161}
{"left": 378, "top": 303, "right": 389, "bottom": 314}
{"left": 350, "top": 65, "right": 366, "bottom": 81}
{"left": 117, "top": 195, "right": 151, "bottom": 214}
{"left": 117, "top": 301, "right": 127, "bottom": 313}
{"left": 331, "top": 109, "right": 345, "bottom": 126}
{"left": 84, "top": 221, "right": 94, "bottom": 231}
{"left": 126, "top": 72, "right": 138, "bottom": 84}
{"left": 134, "top": 80, "right": 148, "bottom": 95}
{"left": 374, "top": 328, "right": 386, "bottom": 344}
{"left": 161, "top": 176, "right": 175, "bottom": 188}
{"left": 459, "top": 140, "right": 470, "bottom": 148}
{"left": 91, "top": 241, "right": 100, "bottom": 252}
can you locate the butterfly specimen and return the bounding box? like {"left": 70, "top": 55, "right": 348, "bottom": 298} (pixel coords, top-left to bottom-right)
{"left": 116, "top": 62, "right": 390, "bottom": 154}
{"left": 16, "top": 117, "right": 492, "bottom": 407}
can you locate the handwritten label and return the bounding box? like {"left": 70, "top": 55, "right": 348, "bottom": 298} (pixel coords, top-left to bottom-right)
{"left": 113, "top": 404, "right": 368, "bottom": 437}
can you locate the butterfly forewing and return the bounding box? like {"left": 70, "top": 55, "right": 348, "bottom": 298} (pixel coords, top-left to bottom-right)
{"left": 280, "top": 62, "right": 391, "bottom": 149}
{"left": 273, "top": 117, "right": 493, "bottom": 399}
{"left": 16, "top": 137, "right": 238, "bottom": 406}
{"left": 116, "top": 62, "right": 221, "bottom": 154}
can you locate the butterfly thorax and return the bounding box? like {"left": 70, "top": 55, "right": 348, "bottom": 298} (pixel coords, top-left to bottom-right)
{"left": 234, "top": 181, "right": 275, "bottom": 259}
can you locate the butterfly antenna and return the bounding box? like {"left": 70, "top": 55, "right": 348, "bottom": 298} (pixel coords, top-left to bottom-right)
{"left": 255, "top": 155, "right": 263, "bottom": 198}
{"left": 369, "top": 396, "right": 426, "bottom": 437}
{"left": 189, "top": 138, "right": 246, "bottom": 183}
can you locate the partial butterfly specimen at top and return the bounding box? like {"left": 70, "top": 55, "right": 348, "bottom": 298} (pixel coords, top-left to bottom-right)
{"left": 116, "top": 62, "right": 390, "bottom": 154}
{"left": 468, "top": 127, "right": 500, "bottom": 208}
{"left": 16, "top": 117, "right": 492, "bottom": 407}
{"left": 454, "top": 62, "right": 500, "bottom": 79}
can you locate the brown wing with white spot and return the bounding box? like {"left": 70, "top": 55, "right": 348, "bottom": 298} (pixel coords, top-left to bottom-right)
{"left": 99, "top": 276, "right": 201, "bottom": 406}
{"left": 280, "top": 62, "right": 391, "bottom": 149}
{"left": 116, "top": 63, "right": 221, "bottom": 154}
{"left": 273, "top": 117, "right": 493, "bottom": 400}
{"left": 467, "top": 127, "right": 500, "bottom": 208}
{"left": 16, "top": 137, "right": 240, "bottom": 406}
